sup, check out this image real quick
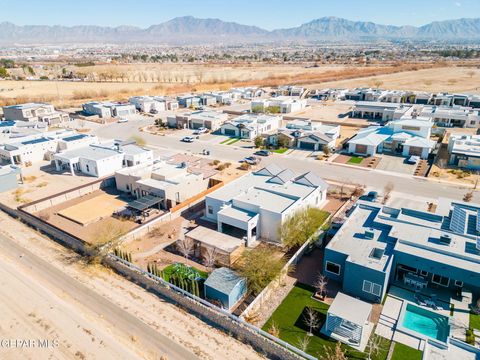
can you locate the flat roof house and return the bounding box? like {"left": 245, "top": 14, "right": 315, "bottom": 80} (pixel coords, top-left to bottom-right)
{"left": 251, "top": 97, "right": 307, "bottom": 114}
{"left": 220, "top": 114, "right": 281, "bottom": 140}
{"left": 3, "top": 103, "right": 69, "bottom": 125}
{"left": 205, "top": 164, "right": 328, "bottom": 245}
{"left": 420, "top": 106, "right": 480, "bottom": 128}
{"left": 54, "top": 141, "right": 153, "bottom": 178}
{"left": 351, "top": 101, "right": 411, "bottom": 122}
{"left": 177, "top": 95, "right": 202, "bottom": 109}
{"left": 82, "top": 102, "right": 136, "bottom": 118}
{"left": 129, "top": 96, "right": 166, "bottom": 113}
{"left": 204, "top": 267, "right": 247, "bottom": 311}
{"left": 115, "top": 158, "right": 214, "bottom": 209}
{"left": 347, "top": 118, "right": 435, "bottom": 159}
{"left": 167, "top": 110, "right": 228, "bottom": 130}
{"left": 447, "top": 134, "right": 480, "bottom": 170}
{"left": 324, "top": 199, "right": 480, "bottom": 303}
{"left": 0, "top": 129, "right": 78, "bottom": 166}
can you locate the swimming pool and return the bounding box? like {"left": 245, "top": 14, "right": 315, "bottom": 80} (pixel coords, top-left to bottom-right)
{"left": 401, "top": 303, "right": 450, "bottom": 342}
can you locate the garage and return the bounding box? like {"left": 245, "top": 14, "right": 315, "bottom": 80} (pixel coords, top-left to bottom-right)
{"left": 192, "top": 121, "right": 203, "bottom": 129}
{"left": 223, "top": 128, "right": 237, "bottom": 136}
{"left": 408, "top": 146, "right": 423, "bottom": 156}
{"left": 355, "top": 144, "right": 368, "bottom": 154}
{"left": 298, "top": 141, "right": 316, "bottom": 150}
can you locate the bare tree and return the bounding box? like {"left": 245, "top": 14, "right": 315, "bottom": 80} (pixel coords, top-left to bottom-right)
{"left": 366, "top": 335, "right": 384, "bottom": 360}
{"left": 296, "top": 334, "right": 311, "bottom": 352}
{"left": 382, "top": 182, "right": 394, "bottom": 204}
{"left": 314, "top": 273, "right": 328, "bottom": 299}
{"left": 176, "top": 237, "right": 194, "bottom": 260}
{"left": 467, "top": 70, "right": 476, "bottom": 78}
{"left": 203, "top": 247, "right": 217, "bottom": 270}
{"left": 463, "top": 191, "right": 473, "bottom": 203}
{"left": 303, "top": 307, "right": 320, "bottom": 336}
{"left": 320, "top": 342, "right": 347, "bottom": 360}
{"left": 267, "top": 320, "right": 280, "bottom": 338}
{"left": 372, "top": 79, "right": 383, "bottom": 89}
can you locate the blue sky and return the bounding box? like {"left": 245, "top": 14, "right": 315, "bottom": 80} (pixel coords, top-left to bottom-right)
{"left": 2, "top": 0, "right": 480, "bottom": 29}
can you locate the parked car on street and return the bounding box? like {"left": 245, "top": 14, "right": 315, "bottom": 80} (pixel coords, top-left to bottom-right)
{"left": 254, "top": 150, "right": 271, "bottom": 157}
{"left": 181, "top": 136, "right": 194, "bottom": 143}
{"left": 193, "top": 127, "right": 208, "bottom": 135}
{"left": 242, "top": 156, "right": 260, "bottom": 165}
{"left": 117, "top": 117, "right": 128, "bottom": 123}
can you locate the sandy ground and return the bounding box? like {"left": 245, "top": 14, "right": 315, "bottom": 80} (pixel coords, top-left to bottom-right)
{"left": 304, "top": 66, "right": 480, "bottom": 93}
{"left": 0, "top": 211, "right": 263, "bottom": 360}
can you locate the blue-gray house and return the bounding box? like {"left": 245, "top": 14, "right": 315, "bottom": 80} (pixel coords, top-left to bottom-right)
{"left": 324, "top": 198, "right": 480, "bottom": 303}
{"left": 204, "top": 267, "right": 247, "bottom": 311}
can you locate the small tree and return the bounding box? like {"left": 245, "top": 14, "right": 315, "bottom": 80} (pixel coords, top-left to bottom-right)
{"left": 382, "top": 182, "right": 394, "bottom": 204}
{"left": 251, "top": 105, "right": 263, "bottom": 113}
{"left": 176, "top": 237, "right": 194, "bottom": 260}
{"left": 132, "top": 135, "right": 147, "bottom": 147}
{"left": 366, "top": 335, "right": 384, "bottom": 360}
{"left": 237, "top": 247, "right": 286, "bottom": 295}
{"left": 467, "top": 70, "right": 476, "bottom": 78}
{"left": 321, "top": 342, "right": 347, "bottom": 360}
{"left": 254, "top": 136, "right": 264, "bottom": 148}
{"left": 280, "top": 207, "right": 329, "bottom": 250}
{"left": 277, "top": 135, "right": 290, "bottom": 149}
{"left": 0, "top": 67, "right": 8, "bottom": 78}
{"left": 296, "top": 334, "right": 311, "bottom": 352}
{"left": 303, "top": 306, "right": 320, "bottom": 336}
{"left": 267, "top": 320, "right": 280, "bottom": 338}
{"left": 203, "top": 247, "right": 217, "bottom": 271}
{"left": 372, "top": 79, "right": 383, "bottom": 89}
{"left": 463, "top": 191, "right": 474, "bottom": 203}
{"left": 86, "top": 220, "right": 129, "bottom": 264}
{"left": 314, "top": 273, "right": 328, "bottom": 299}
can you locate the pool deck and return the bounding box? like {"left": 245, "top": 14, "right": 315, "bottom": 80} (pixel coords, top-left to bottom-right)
{"left": 376, "top": 286, "right": 472, "bottom": 350}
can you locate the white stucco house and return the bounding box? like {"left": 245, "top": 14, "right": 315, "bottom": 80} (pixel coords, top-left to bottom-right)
{"left": 220, "top": 114, "right": 281, "bottom": 139}
{"left": 205, "top": 164, "right": 328, "bottom": 245}
{"left": 347, "top": 117, "right": 435, "bottom": 159}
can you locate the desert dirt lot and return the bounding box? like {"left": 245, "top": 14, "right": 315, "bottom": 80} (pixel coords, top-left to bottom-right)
{"left": 0, "top": 210, "right": 263, "bottom": 360}
{"left": 306, "top": 66, "right": 480, "bottom": 93}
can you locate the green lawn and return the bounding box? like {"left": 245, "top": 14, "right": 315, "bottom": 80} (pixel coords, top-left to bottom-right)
{"left": 220, "top": 137, "right": 233, "bottom": 144}
{"left": 262, "top": 283, "right": 389, "bottom": 359}
{"left": 226, "top": 137, "right": 241, "bottom": 145}
{"left": 347, "top": 156, "right": 364, "bottom": 164}
{"left": 273, "top": 148, "right": 289, "bottom": 154}
{"left": 470, "top": 312, "right": 480, "bottom": 330}
{"left": 391, "top": 342, "right": 422, "bottom": 360}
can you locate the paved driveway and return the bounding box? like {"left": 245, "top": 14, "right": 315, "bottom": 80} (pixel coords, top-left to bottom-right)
{"left": 377, "top": 154, "right": 416, "bottom": 175}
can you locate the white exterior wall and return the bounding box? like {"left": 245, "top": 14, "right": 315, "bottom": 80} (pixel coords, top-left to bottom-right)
{"left": 402, "top": 145, "right": 430, "bottom": 159}
{"left": 348, "top": 143, "right": 376, "bottom": 156}
{"left": 79, "top": 154, "right": 124, "bottom": 177}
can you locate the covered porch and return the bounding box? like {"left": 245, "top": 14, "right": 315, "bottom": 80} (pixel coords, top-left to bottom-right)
{"left": 322, "top": 292, "right": 373, "bottom": 352}
{"left": 217, "top": 206, "right": 259, "bottom": 247}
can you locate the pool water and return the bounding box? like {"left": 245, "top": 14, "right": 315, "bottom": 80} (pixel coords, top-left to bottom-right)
{"left": 402, "top": 304, "right": 449, "bottom": 342}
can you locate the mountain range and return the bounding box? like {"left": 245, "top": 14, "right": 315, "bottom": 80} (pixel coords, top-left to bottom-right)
{"left": 1, "top": 16, "right": 480, "bottom": 45}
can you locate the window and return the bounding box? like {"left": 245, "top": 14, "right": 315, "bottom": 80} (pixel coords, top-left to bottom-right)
{"left": 325, "top": 261, "right": 341, "bottom": 275}
{"left": 432, "top": 274, "right": 450, "bottom": 287}
{"left": 455, "top": 280, "right": 463, "bottom": 287}
{"left": 207, "top": 205, "right": 213, "bottom": 215}
{"left": 363, "top": 280, "right": 382, "bottom": 296}
{"left": 419, "top": 270, "right": 428, "bottom": 277}
{"left": 126, "top": 184, "right": 130, "bottom": 191}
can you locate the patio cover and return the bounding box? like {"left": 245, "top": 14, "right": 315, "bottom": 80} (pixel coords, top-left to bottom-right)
{"left": 127, "top": 195, "right": 162, "bottom": 211}
{"left": 328, "top": 292, "right": 372, "bottom": 326}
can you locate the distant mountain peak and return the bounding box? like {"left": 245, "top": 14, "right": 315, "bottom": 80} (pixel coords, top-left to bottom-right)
{"left": 0, "top": 16, "right": 479, "bottom": 45}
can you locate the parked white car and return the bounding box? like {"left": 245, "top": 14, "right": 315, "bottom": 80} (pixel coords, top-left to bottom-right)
{"left": 181, "top": 136, "right": 194, "bottom": 143}
{"left": 193, "top": 127, "right": 208, "bottom": 135}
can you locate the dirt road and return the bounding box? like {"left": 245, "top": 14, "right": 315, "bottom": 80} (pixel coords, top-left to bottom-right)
{"left": 0, "top": 212, "right": 263, "bottom": 360}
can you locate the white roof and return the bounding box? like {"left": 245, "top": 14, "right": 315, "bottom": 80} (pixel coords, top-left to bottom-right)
{"left": 328, "top": 292, "right": 372, "bottom": 325}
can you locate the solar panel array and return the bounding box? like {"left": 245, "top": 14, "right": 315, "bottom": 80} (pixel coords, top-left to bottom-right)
{"left": 450, "top": 206, "right": 466, "bottom": 234}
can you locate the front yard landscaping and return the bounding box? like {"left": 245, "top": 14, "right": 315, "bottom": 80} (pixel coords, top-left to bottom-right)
{"left": 391, "top": 342, "right": 422, "bottom": 360}
{"left": 220, "top": 137, "right": 241, "bottom": 145}
{"left": 273, "top": 147, "right": 289, "bottom": 154}
{"left": 347, "top": 156, "right": 364, "bottom": 164}
{"left": 470, "top": 311, "right": 480, "bottom": 330}
{"left": 262, "top": 283, "right": 390, "bottom": 359}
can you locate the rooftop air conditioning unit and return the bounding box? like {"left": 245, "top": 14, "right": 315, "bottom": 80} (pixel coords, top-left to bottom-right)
{"left": 439, "top": 233, "right": 452, "bottom": 245}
